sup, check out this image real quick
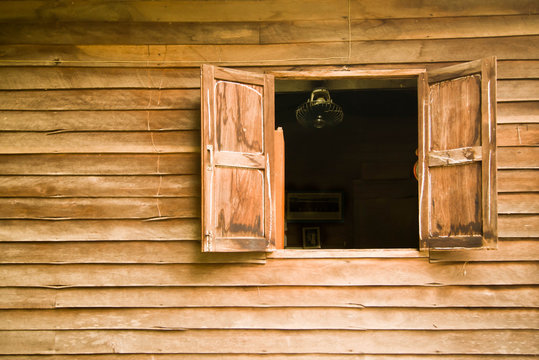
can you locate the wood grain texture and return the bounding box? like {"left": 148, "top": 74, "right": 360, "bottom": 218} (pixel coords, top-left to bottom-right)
{"left": 0, "top": 175, "right": 199, "bottom": 197}
{"left": 498, "top": 170, "right": 539, "bottom": 192}
{"left": 498, "top": 193, "right": 539, "bottom": 214}
{"left": 0, "top": 241, "right": 264, "bottom": 264}
{"left": 0, "top": 261, "right": 536, "bottom": 287}
{"left": 1, "top": 0, "right": 535, "bottom": 22}
{"left": 0, "top": 131, "right": 199, "bottom": 154}
{"left": 0, "top": 356, "right": 537, "bottom": 360}
{"left": 498, "top": 147, "right": 539, "bottom": 168}
{"left": 1, "top": 36, "right": 537, "bottom": 67}
{"left": 1, "top": 307, "right": 536, "bottom": 330}
{"left": 428, "top": 74, "right": 482, "bottom": 238}
{"left": 497, "top": 124, "right": 539, "bottom": 146}
{"left": 0, "top": 89, "right": 199, "bottom": 110}
{"left": 0, "top": 219, "right": 200, "bottom": 241}
{"left": 498, "top": 80, "right": 539, "bottom": 102}
{"left": 0, "top": 329, "right": 536, "bottom": 355}
{"left": 0, "top": 197, "right": 199, "bottom": 219}
{"left": 429, "top": 240, "right": 539, "bottom": 262}
{"left": 0, "top": 154, "right": 200, "bottom": 175}
{"left": 0, "top": 67, "right": 200, "bottom": 90}
{"left": 2, "top": 286, "right": 538, "bottom": 309}
{"left": 498, "top": 102, "right": 539, "bottom": 124}
{"left": 498, "top": 215, "right": 539, "bottom": 237}
{"left": 0, "top": 110, "right": 199, "bottom": 131}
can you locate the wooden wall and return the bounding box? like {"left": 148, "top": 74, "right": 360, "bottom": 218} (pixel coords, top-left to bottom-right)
{"left": 0, "top": 0, "right": 538, "bottom": 358}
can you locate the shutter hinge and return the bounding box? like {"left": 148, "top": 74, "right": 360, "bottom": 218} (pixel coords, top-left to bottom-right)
{"left": 204, "top": 231, "right": 214, "bottom": 251}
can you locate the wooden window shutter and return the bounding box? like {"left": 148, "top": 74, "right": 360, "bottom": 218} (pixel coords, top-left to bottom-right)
{"left": 418, "top": 57, "right": 497, "bottom": 250}
{"left": 201, "top": 65, "right": 279, "bottom": 252}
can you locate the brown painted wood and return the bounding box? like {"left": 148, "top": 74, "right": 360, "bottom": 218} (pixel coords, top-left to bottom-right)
{"left": 0, "top": 175, "right": 200, "bottom": 197}
{"left": 0, "top": 110, "right": 199, "bottom": 131}
{"left": 0, "top": 329, "right": 536, "bottom": 355}
{"left": 0, "top": 197, "right": 199, "bottom": 219}
{"left": 1, "top": 307, "right": 536, "bottom": 330}
{"left": 0, "top": 89, "right": 199, "bottom": 110}
{"left": 497, "top": 124, "right": 539, "bottom": 146}
{"left": 498, "top": 170, "right": 539, "bottom": 192}
{"left": 2, "top": 286, "right": 538, "bottom": 309}
{"left": 1, "top": 36, "right": 537, "bottom": 67}
{"left": 0, "top": 154, "right": 199, "bottom": 175}
{"left": 417, "top": 72, "right": 429, "bottom": 249}
{"left": 0, "top": 241, "right": 264, "bottom": 264}
{"left": 0, "top": 261, "right": 536, "bottom": 287}
{"left": 0, "top": 131, "right": 199, "bottom": 154}
{"left": 0, "top": 219, "right": 200, "bottom": 241}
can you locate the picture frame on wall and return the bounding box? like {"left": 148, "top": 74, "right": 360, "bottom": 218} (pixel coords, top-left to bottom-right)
{"left": 302, "top": 227, "right": 321, "bottom": 248}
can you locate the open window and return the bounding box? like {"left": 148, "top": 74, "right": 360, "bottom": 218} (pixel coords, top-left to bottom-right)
{"left": 201, "top": 57, "right": 497, "bottom": 252}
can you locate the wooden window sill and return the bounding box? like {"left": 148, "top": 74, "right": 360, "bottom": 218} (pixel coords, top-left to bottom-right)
{"left": 267, "top": 249, "right": 428, "bottom": 259}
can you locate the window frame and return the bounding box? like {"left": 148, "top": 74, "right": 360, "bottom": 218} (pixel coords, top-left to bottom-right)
{"left": 201, "top": 60, "right": 497, "bottom": 253}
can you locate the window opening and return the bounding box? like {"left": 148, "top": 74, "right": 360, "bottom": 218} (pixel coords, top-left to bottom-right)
{"left": 275, "top": 78, "right": 419, "bottom": 249}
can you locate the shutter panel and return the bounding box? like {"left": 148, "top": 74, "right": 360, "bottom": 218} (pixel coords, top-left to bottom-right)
{"left": 201, "top": 65, "right": 277, "bottom": 252}
{"left": 418, "top": 57, "right": 497, "bottom": 250}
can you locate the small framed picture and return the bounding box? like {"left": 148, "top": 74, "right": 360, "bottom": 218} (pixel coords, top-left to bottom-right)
{"left": 302, "top": 227, "right": 321, "bottom": 248}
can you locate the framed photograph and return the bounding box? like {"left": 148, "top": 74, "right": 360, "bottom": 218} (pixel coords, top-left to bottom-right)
{"left": 287, "top": 192, "right": 342, "bottom": 221}
{"left": 302, "top": 227, "right": 321, "bottom": 248}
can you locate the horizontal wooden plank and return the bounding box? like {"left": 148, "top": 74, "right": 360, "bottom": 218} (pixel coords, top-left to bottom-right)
{"left": 498, "top": 102, "right": 539, "bottom": 124}
{"left": 2, "top": 285, "right": 537, "bottom": 309}
{"left": 0, "top": 197, "right": 199, "bottom": 219}
{"left": 0, "top": 175, "right": 199, "bottom": 197}
{"left": 498, "top": 124, "right": 539, "bottom": 146}
{"left": 1, "top": 307, "right": 536, "bottom": 331}
{"left": 0, "top": 219, "right": 200, "bottom": 241}
{"left": 0, "top": 241, "right": 264, "bottom": 264}
{"left": 0, "top": 37, "right": 537, "bottom": 67}
{"left": 428, "top": 146, "right": 481, "bottom": 167}
{"left": 0, "top": 110, "right": 200, "bottom": 131}
{"left": 0, "top": 215, "right": 532, "bottom": 242}
{"left": 498, "top": 147, "right": 539, "bottom": 169}
{"left": 0, "top": 153, "right": 200, "bottom": 175}
{"left": 0, "top": 355, "right": 537, "bottom": 360}
{"left": 498, "top": 170, "right": 539, "bottom": 192}
{"left": 498, "top": 193, "right": 539, "bottom": 214}
{"left": 4, "top": 15, "right": 538, "bottom": 45}
{"left": 0, "top": 62, "right": 533, "bottom": 91}
{"left": 498, "top": 80, "right": 539, "bottom": 102}
{"left": 0, "top": 260, "right": 536, "bottom": 287}
{"left": 1, "top": 0, "right": 536, "bottom": 22}
{"left": 0, "top": 89, "right": 199, "bottom": 110}
{"left": 0, "top": 67, "right": 200, "bottom": 90}
{"left": 0, "top": 131, "right": 199, "bottom": 154}
{"left": 498, "top": 214, "right": 539, "bottom": 237}
{"left": 429, "top": 240, "right": 539, "bottom": 262}
{"left": 261, "top": 16, "right": 539, "bottom": 44}
{"left": 0, "top": 21, "right": 260, "bottom": 45}
{"left": 0, "top": 329, "right": 536, "bottom": 354}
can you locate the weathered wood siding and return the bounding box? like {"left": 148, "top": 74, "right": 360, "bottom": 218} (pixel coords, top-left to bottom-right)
{"left": 0, "top": 0, "right": 538, "bottom": 358}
